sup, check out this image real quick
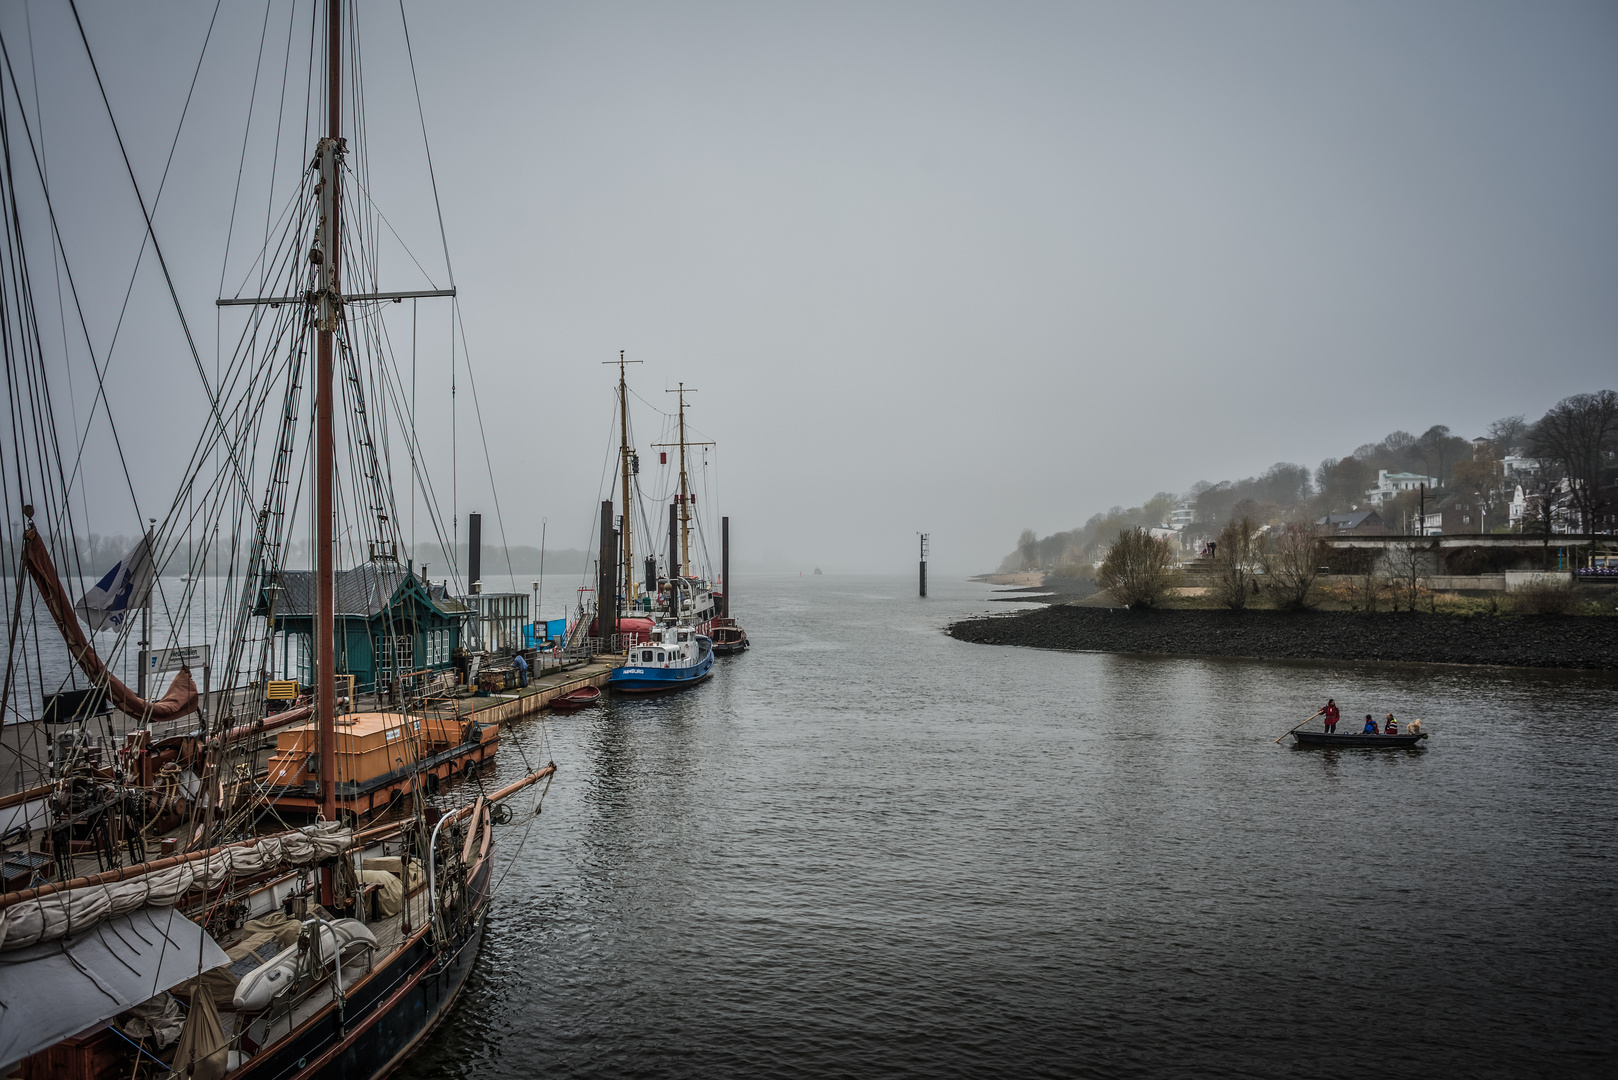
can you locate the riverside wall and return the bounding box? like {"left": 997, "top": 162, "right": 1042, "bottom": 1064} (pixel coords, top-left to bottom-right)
{"left": 949, "top": 606, "right": 1618, "bottom": 670}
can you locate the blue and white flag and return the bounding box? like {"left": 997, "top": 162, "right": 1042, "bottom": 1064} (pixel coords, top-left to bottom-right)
{"left": 77, "top": 534, "right": 154, "bottom": 633}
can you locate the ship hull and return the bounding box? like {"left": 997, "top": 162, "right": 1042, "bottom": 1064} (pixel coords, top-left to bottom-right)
{"left": 608, "top": 654, "right": 714, "bottom": 692}
{"left": 241, "top": 859, "right": 495, "bottom": 1080}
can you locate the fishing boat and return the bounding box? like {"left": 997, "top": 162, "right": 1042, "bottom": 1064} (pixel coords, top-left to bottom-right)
{"left": 647, "top": 385, "right": 723, "bottom": 633}
{"left": 0, "top": 6, "right": 554, "bottom": 1077}
{"left": 549, "top": 685, "right": 602, "bottom": 711}
{"left": 1291, "top": 731, "right": 1429, "bottom": 749}
{"left": 581, "top": 361, "right": 745, "bottom": 657}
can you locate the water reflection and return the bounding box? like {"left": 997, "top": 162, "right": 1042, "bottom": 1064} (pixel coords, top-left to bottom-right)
{"left": 407, "top": 575, "right": 1618, "bottom": 1080}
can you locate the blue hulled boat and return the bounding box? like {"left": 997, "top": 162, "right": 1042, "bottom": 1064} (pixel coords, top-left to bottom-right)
{"left": 609, "top": 621, "right": 714, "bottom": 692}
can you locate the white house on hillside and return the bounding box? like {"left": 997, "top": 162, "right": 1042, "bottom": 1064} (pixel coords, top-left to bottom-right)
{"left": 1366, "top": 469, "right": 1437, "bottom": 505}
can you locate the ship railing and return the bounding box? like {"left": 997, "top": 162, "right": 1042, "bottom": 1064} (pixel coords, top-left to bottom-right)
{"left": 557, "top": 635, "right": 631, "bottom": 661}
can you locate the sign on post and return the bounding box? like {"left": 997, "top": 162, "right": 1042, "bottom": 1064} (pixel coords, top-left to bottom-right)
{"left": 142, "top": 645, "right": 211, "bottom": 675}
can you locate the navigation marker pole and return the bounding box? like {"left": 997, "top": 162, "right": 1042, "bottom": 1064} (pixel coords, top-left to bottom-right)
{"left": 920, "top": 533, "right": 929, "bottom": 598}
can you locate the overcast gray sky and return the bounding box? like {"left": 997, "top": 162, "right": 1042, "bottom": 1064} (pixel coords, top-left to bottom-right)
{"left": 8, "top": 1, "right": 1617, "bottom": 576}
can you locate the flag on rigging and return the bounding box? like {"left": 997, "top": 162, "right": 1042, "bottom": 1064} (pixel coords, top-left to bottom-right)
{"left": 76, "top": 534, "right": 154, "bottom": 633}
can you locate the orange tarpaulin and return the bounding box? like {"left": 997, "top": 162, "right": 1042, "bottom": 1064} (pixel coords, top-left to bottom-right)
{"left": 22, "top": 526, "right": 198, "bottom": 722}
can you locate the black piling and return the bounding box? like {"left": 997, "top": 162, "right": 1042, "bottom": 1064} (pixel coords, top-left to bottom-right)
{"left": 668, "top": 502, "right": 680, "bottom": 580}
{"left": 467, "top": 512, "right": 482, "bottom": 592}
{"left": 598, "top": 501, "right": 617, "bottom": 642}
{"left": 919, "top": 533, "right": 929, "bottom": 598}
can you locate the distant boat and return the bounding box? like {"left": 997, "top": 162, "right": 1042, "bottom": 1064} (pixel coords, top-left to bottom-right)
{"left": 813, "top": 567, "right": 823, "bottom": 575}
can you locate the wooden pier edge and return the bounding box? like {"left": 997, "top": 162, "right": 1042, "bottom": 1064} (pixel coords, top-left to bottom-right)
{"left": 461, "top": 660, "right": 618, "bottom": 727}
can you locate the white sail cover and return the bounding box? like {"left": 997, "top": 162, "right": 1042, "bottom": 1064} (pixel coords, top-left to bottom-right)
{"left": 0, "top": 906, "right": 230, "bottom": 1069}
{"left": 0, "top": 822, "right": 351, "bottom": 951}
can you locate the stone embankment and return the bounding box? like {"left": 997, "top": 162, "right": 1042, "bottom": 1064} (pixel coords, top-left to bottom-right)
{"left": 948, "top": 606, "right": 1618, "bottom": 670}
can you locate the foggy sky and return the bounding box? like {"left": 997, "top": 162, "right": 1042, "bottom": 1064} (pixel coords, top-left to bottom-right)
{"left": 7, "top": 1, "right": 1616, "bottom": 576}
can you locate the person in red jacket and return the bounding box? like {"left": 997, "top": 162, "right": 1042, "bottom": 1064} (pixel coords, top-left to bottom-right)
{"left": 1384, "top": 713, "right": 1398, "bottom": 735}
{"left": 1322, "top": 699, "right": 1340, "bottom": 733}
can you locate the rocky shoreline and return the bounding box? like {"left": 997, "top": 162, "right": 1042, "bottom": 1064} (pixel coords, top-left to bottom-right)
{"left": 948, "top": 606, "right": 1618, "bottom": 671}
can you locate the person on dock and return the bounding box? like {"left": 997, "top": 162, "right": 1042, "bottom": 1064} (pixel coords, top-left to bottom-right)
{"left": 452, "top": 646, "right": 470, "bottom": 686}
{"left": 1362, "top": 714, "right": 1378, "bottom": 734}
{"left": 1323, "top": 699, "right": 1340, "bottom": 733}
{"left": 514, "top": 650, "right": 529, "bottom": 689}
{"left": 1384, "top": 713, "right": 1398, "bottom": 735}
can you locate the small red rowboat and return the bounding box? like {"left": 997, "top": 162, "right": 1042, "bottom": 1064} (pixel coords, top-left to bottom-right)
{"left": 549, "top": 685, "right": 602, "bottom": 711}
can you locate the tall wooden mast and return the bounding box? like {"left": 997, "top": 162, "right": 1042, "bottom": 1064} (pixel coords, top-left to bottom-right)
{"left": 314, "top": 0, "right": 342, "bottom": 827}
{"left": 607, "top": 351, "right": 641, "bottom": 610}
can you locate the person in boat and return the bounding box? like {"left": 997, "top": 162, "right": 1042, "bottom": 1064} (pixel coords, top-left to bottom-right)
{"left": 513, "top": 650, "right": 529, "bottom": 689}
{"left": 1383, "top": 713, "right": 1398, "bottom": 735}
{"left": 1362, "top": 714, "right": 1377, "bottom": 734}
{"left": 1322, "top": 699, "right": 1340, "bottom": 733}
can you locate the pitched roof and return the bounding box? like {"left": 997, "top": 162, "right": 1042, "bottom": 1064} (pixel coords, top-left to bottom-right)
{"left": 1317, "top": 510, "right": 1382, "bottom": 529}
{"left": 258, "top": 563, "right": 465, "bottom": 619}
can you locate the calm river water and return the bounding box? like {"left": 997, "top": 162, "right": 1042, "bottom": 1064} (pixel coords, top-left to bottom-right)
{"left": 405, "top": 574, "right": 1617, "bottom": 1079}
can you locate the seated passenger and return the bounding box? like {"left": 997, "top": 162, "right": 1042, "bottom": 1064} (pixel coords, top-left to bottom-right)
{"left": 1384, "top": 713, "right": 1398, "bottom": 735}
{"left": 1362, "top": 715, "right": 1378, "bottom": 734}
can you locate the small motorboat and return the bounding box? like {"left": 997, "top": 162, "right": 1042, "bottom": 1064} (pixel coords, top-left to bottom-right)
{"left": 1292, "top": 730, "right": 1428, "bottom": 749}
{"left": 710, "top": 616, "right": 750, "bottom": 655}
{"left": 549, "top": 685, "right": 602, "bottom": 711}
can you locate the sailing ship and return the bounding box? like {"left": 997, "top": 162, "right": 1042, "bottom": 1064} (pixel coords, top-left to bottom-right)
{"left": 1, "top": 6, "right": 551, "bottom": 1077}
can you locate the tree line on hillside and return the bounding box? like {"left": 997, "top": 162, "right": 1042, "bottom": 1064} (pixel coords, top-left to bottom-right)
{"left": 1001, "top": 389, "right": 1618, "bottom": 573}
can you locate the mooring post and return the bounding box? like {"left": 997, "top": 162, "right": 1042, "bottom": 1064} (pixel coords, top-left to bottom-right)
{"left": 598, "top": 501, "right": 616, "bottom": 644}
{"left": 668, "top": 502, "right": 680, "bottom": 580}
{"left": 722, "top": 516, "right": 730, "bottom": 618}
{"left": 919, "top": 533, "right": 929, "bottom": 597}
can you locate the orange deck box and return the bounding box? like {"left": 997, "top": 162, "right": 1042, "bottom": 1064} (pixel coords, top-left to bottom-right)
{"left": 265, "top": 712, "right": 426, "bottom": 788}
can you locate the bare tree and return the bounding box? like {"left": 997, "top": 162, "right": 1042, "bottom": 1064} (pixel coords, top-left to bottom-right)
{"left": 1486, "top": 414, "right": 1528, "bottom": 455}
{"left": 1017, "top": 529, "right": 1040, "bottom": 570}
{"left": 1358, "top": 554, "right": 1384, "bottom": 613}
{"left": 1097, "top": 527, "right": 1178, "bottom": 608}
{"left": 1527, "top": 390, "right": 1618, "bottom": 533}
{"left": 1385, "top": 542, "right": 1434, "bottom": 612}
{"left": 1268, "top": 522, "right": 1323, "bottom": 609}
{"left": 1314, "top": 455, "right": 1374, "bottom": 512}
{"left": 1211, "top": 517, "right": 1262, "bottom": 610}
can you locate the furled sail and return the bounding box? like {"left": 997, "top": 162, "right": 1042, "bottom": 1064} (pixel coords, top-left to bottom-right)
{"left": 0, "top": 821, "right": 353, "bottom": 950}
{"left": 21, "top": 525, "right": 198, "bottom": 721}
